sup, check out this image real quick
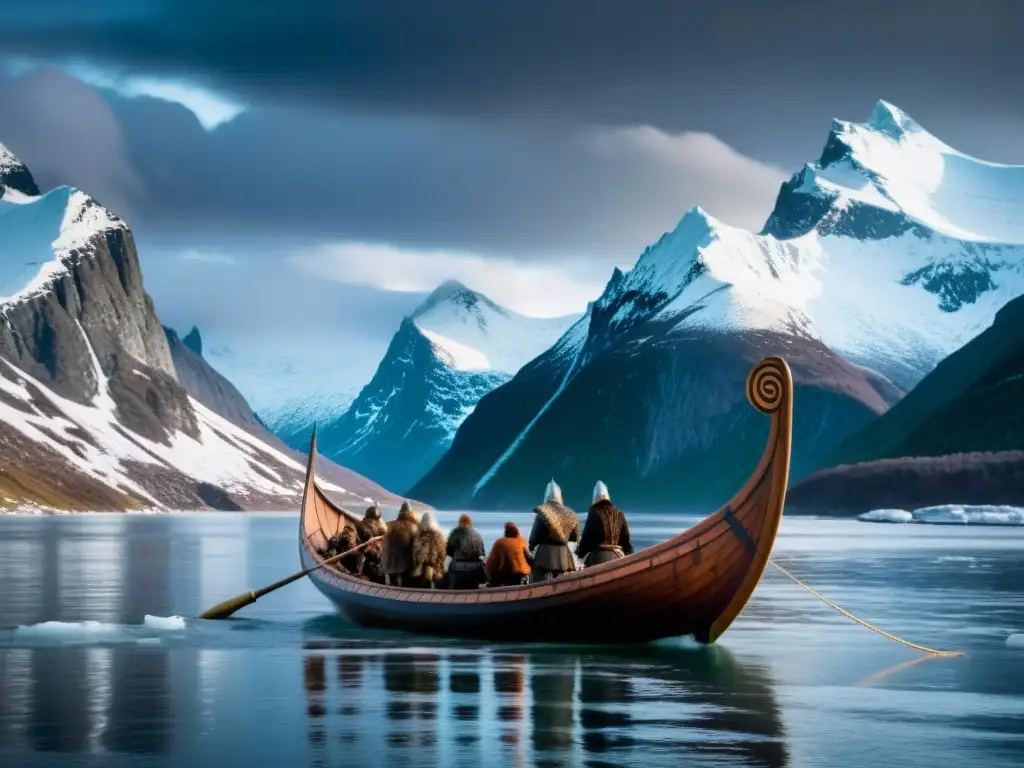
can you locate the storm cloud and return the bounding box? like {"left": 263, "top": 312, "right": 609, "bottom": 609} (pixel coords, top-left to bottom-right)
{"left": 0, "top": 0, "right": 1021, "bottom": 392}
{"left": 0, "top": 66, "right": 789, "bottom": 271}
{"left": 0, "top": 1, "right": 1022, "bottom": 159}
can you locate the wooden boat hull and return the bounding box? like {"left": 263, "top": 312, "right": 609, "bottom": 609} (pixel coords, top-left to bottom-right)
{"left": 300, "top": 356, "right": 793, "bottom": 644}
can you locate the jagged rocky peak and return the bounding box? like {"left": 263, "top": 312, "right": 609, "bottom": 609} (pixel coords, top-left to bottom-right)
{"left": 183, "top": 326, "right": 203, "bottom": 357}
{"left": 596, "top": 205, "right": 716, "bottom": 309}
{"left": 0, "top": 142, "right": 40, "bottom": 197}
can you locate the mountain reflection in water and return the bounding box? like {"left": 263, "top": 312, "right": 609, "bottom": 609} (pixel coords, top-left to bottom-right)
{"left": 300, "top": 639, "right": 786, "bottom": 768}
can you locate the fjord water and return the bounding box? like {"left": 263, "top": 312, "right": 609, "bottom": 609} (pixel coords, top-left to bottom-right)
{"left": 0, "top": 513, "right": 1021, "bottom": 768}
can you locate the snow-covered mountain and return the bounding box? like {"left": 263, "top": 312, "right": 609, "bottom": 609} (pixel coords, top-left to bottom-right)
{"left": 591, "top": 100, "right": 1024, "bottom": 391}
{"left": 411, "top": 100, "right": 1024, "bottom": 511}
{"left": 0, "top": 143, "right": 408, "bottom": 512}
{"left": 201, "top": 334, "right": 359, "bottom": 445}
{"left": 317, "top": 280, "right": 580, "bottom": 494}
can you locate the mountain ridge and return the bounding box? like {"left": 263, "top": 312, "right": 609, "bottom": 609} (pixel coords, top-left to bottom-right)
{"left": 412, "top": 99, "right": 1024, "bottom": 511}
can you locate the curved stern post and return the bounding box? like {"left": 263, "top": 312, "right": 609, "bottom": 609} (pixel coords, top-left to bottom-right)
{"left": 702, "top": 356, "right": 794, "bottom": 643}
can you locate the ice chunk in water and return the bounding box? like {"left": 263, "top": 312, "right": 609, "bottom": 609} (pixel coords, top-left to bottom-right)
{"left": 858, "top": 509, "right": 913, "bottom": 523}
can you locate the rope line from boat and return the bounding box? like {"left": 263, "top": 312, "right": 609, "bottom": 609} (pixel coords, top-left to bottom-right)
{"left": 766, "top": 559, "right": 965, "bottom": 657}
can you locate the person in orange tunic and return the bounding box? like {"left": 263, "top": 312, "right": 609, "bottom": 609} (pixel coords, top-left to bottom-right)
{"left": 485, "top": 522, "right": 535, "bottom": 587}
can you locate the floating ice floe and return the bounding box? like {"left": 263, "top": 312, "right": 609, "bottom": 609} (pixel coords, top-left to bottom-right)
{"left": 856, "top": 508, "right": 914, "bottom": 523}
{"left": 7, "top": 615, "right": 188, "bottom": 646}
{"left": 143, "top": 614, "right": 187, "bottom": 630}
{"left": 857, "top": 504, "right": 1024, "bottom": 526}
{"left": 1007, "top": 634, "right": 1024, "bottom": 649}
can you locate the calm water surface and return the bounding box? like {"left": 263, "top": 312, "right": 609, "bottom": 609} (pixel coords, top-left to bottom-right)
{"left": 0, "top": 512, "right": 1022, "bottom": 768}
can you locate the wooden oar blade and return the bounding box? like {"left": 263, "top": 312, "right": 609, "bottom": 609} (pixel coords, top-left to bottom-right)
{"left": 198, "top": 590, "right": 258, "bottom": 620}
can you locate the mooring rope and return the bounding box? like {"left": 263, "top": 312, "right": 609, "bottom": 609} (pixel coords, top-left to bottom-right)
{"left": 766, "top": 559, "right": 965, "bottom": 657}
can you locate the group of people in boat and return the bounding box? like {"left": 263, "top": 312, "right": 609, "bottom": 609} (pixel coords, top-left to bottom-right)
{"left": 318, "top": 479, "right": 633, "bottom": 589}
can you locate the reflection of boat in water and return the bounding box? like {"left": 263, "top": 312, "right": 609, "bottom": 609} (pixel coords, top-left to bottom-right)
{"left": 297, "top": 638, "right": 786, "bottom": 768}
{"left": 299, "top": 357, "right": 794, "bottom": 644}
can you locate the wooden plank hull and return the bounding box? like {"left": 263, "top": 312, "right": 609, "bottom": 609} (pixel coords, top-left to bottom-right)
{"left": 300, "top": 356, "right": 793, "bottom": 644}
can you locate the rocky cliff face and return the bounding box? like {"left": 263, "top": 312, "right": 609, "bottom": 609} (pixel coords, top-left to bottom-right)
{"left": 0, "top": 189, "right": 195, "bottom": 446}
{"left": 0, "top": 143, "right": 411, "bottom": 512}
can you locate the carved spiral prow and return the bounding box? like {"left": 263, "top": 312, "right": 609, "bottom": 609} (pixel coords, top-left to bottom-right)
{"left": 746, "top": 356, "right": 790, "bottom": 415}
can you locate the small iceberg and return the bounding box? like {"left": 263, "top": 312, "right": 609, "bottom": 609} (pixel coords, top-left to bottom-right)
{"left": 857, "top": 504, "right": 1024, "bottom": 526}
{"left": 6, "top": 615, "right": 189, "bottom": 646}
{"left": 143, "top": 614, "right": 187, "bottom": 630}
{"left": 913, "top": 505, "right": 1024, "bottom": 526}
{"left": 1007, "top": 634, "right": 1024, "bottom": 649}
{"left": 13, "top": 620, "right": 122, "bottom": 637}
{"left": 857, "top": 508, "right": 913, "bottom": 523}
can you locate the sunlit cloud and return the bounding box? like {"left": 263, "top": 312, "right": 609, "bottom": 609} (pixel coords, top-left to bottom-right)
{"left": 3, "top": 56, "right": 245, "bottom": 129}
{"left": 579, "top": 125, "right": 787, "bottom": 232}
{"left": 289, "top": 242, "right": 604, "bottom": 318}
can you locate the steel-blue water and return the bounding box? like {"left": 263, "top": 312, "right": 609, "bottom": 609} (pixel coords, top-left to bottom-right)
{"left": 0, "top": 512, "right": 1022, "bottom": 768}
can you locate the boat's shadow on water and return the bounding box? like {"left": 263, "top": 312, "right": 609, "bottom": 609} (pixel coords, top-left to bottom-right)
{"left": 299, "top": 615, "right": 789, "bottom": 768}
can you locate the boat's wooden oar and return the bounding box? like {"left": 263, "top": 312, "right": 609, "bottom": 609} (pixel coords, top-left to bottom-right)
{"left": 198, "top": 535, "right": 384, "bottom": 620}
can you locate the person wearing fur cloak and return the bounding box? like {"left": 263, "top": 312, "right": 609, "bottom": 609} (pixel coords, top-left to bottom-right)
{"left": 326, "top": 523, "right": 365, "bottom": 576}
{"left": 356, "top": 502, "right": 388, "bottom": 583}
{"left": 445, "top": 514, "right": 487, "bottom": 590}
{"left": 410, "top": 511, "right": 447, "bottom": 588}
{"left": 528, "top": 479, "right": 581, "bottom": 582}
{"left": 577, "top": 481, "right": 634, "bottom": 567}
{"left": 382, "top": 502, "right": 420, "bottom": 586}
{"left": 485, "top": 522, "right": 534, "bottom": 587}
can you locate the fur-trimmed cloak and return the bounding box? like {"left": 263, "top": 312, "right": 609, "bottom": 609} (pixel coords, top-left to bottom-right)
{"left": 356, "top": 506, "right": 388, "bottom": 580}
{"left": 528, "top": 501, "right": 580, "bottom": 576}
{"left": 411, "top": 527, "right": 447, "bottom": 583}
{"left": 382, "top": 508, "right": 419, "bottom": 576}
{"left": 334, "top": 524, "right": 365, "bottom": 575}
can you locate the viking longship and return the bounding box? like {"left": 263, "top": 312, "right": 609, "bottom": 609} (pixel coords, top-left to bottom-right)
{"left": 299, "top": 356, "right": 793, "bottom": 644}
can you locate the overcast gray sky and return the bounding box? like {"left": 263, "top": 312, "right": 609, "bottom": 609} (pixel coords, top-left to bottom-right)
{"left": 0, "top": 0, "right": 1021, "bottom": 356}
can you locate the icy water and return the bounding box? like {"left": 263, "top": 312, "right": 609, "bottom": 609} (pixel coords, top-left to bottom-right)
{"left": 0, "top": 513, "right": 1022, "bottom": 768}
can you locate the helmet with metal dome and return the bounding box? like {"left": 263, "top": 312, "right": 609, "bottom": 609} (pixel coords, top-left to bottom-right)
{"left": 543, "top": 479, "right": 563, "bottom": 504}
